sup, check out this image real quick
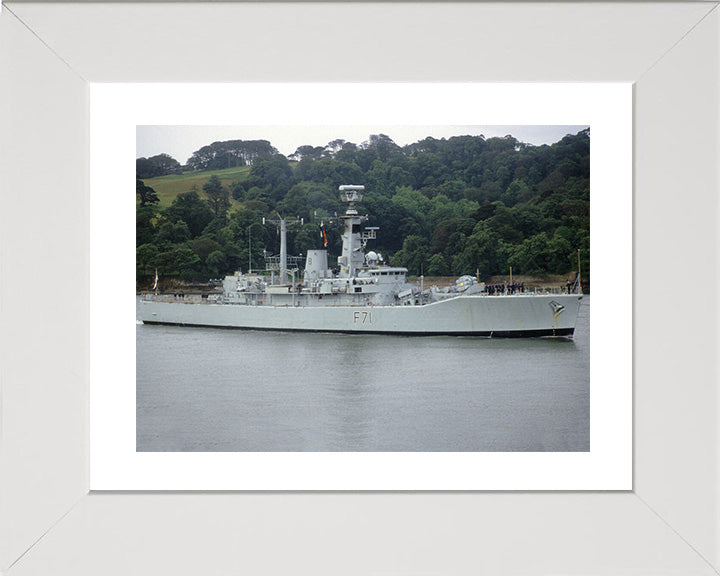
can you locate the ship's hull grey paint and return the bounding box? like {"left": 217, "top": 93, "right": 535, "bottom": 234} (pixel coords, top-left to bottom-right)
{"left": 140, "top": 293, "right": 583, "bottom": 337}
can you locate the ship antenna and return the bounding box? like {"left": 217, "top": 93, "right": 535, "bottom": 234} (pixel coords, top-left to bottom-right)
{"left": 339, "top": 184, "right": 364, "bottom": 215}
{"left": 577, "top": 248, "right": 582, "bottom": 294}
{"left": 263, "top": 213, "right": 302, "bottom": 284}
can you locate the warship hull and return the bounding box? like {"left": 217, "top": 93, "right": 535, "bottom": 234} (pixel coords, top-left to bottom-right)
{"left": 140, "top": 293, "right": 583, "bottom": 337}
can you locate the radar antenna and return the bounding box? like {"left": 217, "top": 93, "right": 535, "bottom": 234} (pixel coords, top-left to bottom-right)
{"left": 339, "top": 184, "right": 364, "bottom": 215}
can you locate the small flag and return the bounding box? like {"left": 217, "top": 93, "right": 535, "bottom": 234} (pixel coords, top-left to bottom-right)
{"left": 153, "top": 269, "right": 158, "bottom": 290}
{"left": 321, "top": 227, "right": 328, "bottom": 247}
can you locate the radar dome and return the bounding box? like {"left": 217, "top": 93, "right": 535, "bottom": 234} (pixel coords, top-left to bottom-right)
{"left": 366, "top": 251, "right": 379, "bottom": 265}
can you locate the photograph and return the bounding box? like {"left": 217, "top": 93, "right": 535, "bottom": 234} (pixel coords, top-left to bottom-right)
{"left": 136, "top": 124, "right": 590, "bottom": 452}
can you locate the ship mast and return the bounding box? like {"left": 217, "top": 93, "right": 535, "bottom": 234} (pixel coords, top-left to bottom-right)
{"left": 263, "top": 215, "right": 302, "bottom": 283}
{"left": 337, "top": 185, "right": 370, "bottom": 278}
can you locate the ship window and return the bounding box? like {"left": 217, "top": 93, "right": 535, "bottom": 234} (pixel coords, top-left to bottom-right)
{"left": 352, "top": 224, "right": 361, "bottom": 233}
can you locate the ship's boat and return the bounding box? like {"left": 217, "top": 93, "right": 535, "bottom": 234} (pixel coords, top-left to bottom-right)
{"left": 140, "top": 185, "right": 583, "bottom": 337}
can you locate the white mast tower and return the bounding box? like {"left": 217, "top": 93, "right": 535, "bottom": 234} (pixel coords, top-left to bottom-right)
{"left": 337, "top": 185, "right": 375, "bottom": 278}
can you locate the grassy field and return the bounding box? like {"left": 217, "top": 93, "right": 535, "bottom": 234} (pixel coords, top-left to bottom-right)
{"left": 141, "top": 166, "right": 251, "bottom": 208}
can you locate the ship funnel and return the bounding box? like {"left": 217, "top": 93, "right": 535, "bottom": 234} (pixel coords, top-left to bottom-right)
{"left": 304, "top": 249, "right": 329, "bottom": 282}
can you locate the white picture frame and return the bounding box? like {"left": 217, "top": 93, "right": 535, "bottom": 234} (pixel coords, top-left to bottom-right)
{"left": 90, "top": 82, "right": 630, "bottom": 491}
{"left": 2, "top": 2, "right": 718, "bottom": 574}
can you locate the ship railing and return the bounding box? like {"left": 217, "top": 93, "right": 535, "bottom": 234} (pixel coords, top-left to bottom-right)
{"left": 480, "top": 286, "right": 578, "bottom": 296}
{"left": 264, "top": 255, "right": 304, "bottom": 271}
{"left": 144, "top": 293, "right": 220, "bottom": 304}
{"left": 527, "top": 286, "right": 579, "bottom": 295}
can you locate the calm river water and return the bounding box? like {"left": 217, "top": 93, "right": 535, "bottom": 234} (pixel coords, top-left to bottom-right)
{"left": 137, "top": 296, "right": 589, "bottom": 452}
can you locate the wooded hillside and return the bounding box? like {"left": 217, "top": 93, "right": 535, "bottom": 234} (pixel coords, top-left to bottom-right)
{"left": 137, "top": 129, "right": 590, "bottom": 287}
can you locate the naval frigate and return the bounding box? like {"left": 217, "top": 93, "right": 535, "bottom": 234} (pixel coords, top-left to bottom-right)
{"left": 140, "top": 185, "right": 583, "bottom": 336}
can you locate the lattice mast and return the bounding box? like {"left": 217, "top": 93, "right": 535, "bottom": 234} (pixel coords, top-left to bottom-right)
{"left": 263, "top": 214, "right": 302, "bottom": 283}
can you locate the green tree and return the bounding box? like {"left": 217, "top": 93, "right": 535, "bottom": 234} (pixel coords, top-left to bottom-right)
{"left": 546, "top": 233, "right": 573, "bottom": 273}
{"left": 155, "top": 250, "right": 177, "bottom": 275}
{"left": 247, "top": 155, "right": 295, "bottom": 201}
{"left": 507, "top": 233, "right": 550, "bottom": 275}
{"left": 186, "top": 139, "right": 277, "bottom": 171}
{"left": 203, "top": 175, "right": 230, "bottom": 218}
{"left": 426, "top": 253, "right": 450, "bottom": 276}
{"left": 438, "top": 179, "right": 467, "bottom": 201}
{"left": 230, "top": 181, "right": 246, "bottom": 202}
{"left": 501, "top": 179, "right": 531, "bottom": 206}
{"left": 206, "top": 249, "right": 227, "bottom": 277}
{"left": 136, "top": 179, "right": 159, "bottom": 207}
{"left": 136, "top": 154, "right": 182, "bottom": 179}
{"left": 156, "top": 220, "right": 191, "bottom": 245}
{"left": 392, "top": 235, "right": 429, "bottom": 275}
{"left": 486, "top": 204, "right": 523, "bottom": 243}
{"left": 391, "top": 186, "right": 433, "bottom": 235}
{"left": 136, "top": 206, "right": 156, "bottom": 246}
{"left": 292, "top": 225, "right": 321, "bottom": 257}
{"left": 277, "top": 183, "right": 315, "bottom": 222}
{"left": 136, "top": 243, "right": 159, "bottom": 276}
{"left": 173, "top": 247, "right": 201, "bottom": 280}
{"left": 453, "top": 224, "right": 499, "bottom": 277}
{"left": 430, "top": 217, "right": 474, "bottom": 255}
{"left": 190, "top": 237, "right": 221, "bottom": 265}
{"left": 165, "top": 188, "right": 214, "bottom": 237}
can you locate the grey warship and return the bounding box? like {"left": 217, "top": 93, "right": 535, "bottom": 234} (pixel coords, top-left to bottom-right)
{"left": 140, "top": 185, "right": 583, "bottom": 336}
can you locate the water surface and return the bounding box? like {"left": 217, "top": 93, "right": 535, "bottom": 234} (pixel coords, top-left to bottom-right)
{"left": 137, "top": 297, "right": 589, "bottom": 451}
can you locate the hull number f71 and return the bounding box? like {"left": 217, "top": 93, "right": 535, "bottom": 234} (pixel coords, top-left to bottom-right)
{"left": 353, "top": 311, "right": 373, "bottom": 324}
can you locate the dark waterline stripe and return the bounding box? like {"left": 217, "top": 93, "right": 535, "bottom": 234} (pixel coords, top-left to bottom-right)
{"left": 141, "top": 321, "right": 574, "bottom": 338}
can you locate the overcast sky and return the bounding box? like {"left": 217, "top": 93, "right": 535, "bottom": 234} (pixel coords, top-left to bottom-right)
{"left": 136, "top": 125, "right": 589, "bottom": 164}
